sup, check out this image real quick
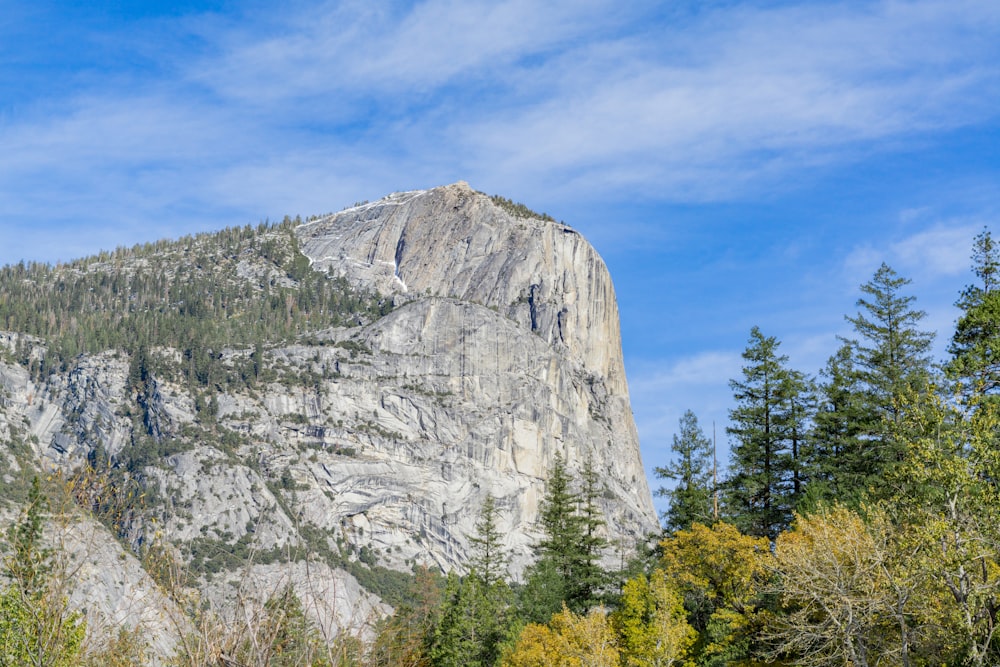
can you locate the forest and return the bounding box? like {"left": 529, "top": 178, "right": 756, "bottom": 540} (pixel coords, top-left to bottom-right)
{"left": 2, "top": 227, "right": 1000, "bottom": 666}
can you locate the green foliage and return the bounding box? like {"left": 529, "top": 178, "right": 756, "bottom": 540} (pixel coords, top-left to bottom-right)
{"left": 518, "top": 558, "right": 567, "bottom": 627}
{"left": 427, "top": 497, "right": 518, "bottom": 667}
{"left": 724, "top": 327, "right": 812, "bottom": 539}
{"left": 522, "top": 453, "right": 606, "bottom": 616}
{"left": 655, "top": 410, "right": 716, "bottom": 533}
{"left": 468, "top": 495, "right": 510, "bottom": 590}
{"left": 429, "top": 572, "right": 515, "bottom": 667}
{"left": 949, "top": 228, "right": 1000, "bottom": 398}
{"left": 0, "top": 220, "right": 388, "bottom": 389}
{"left": 0, "top": 478, "right": 86, "bottom": 667}
{"left": 808, "top": 342, "right": 873, "bottom": 506}
{"left": 836, "top": 263, "right": 935, "bottom": 496}
{"left": 488, "top": 195, "right": 556, "bottom": 222}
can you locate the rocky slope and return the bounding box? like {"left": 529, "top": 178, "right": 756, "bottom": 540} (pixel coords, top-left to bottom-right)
{"left": 0, "top": 183, "right": 657, "bottom": 657}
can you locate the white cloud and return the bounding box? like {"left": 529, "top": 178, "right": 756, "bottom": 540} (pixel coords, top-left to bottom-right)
{"left": 1, "top": 0, "right": 999, "bottom": 267}
{"left": 890, "top": 223, "right": 980, "bottom": 277}
{"left": 451, "top": 0, "right": 1000, "bottom": 200}
{"left": 630, "top": 351, "right": 742, "bottom": 394}
{"left": 196, "top": 0, "right": 629, "bottom": 103}
{"left": 841, "top": 221, "right": 982, "bottom": 295}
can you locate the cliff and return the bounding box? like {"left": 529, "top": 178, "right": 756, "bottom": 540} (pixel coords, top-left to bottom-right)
{"left": 0, "top": 183, "right": 658, "bottom": 659}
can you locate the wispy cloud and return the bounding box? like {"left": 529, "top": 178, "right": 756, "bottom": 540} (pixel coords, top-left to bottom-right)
{"left": 2, "top": 0, "right": 997, "bottom": 260}
{"left": 891, "top": 223, "right": 980, "bottom": 277}
{"left": 453, "top": 0, "right": 1000, "bottom": 200}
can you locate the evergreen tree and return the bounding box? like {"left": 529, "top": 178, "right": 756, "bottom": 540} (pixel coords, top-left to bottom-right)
{"left": 949, "top": 228, "right": 1000, "bottom": 399}
{"left": 535, "top": 452, "right": 586, "bottom": 579}
{"left": 468, "top": 495, "right": 509, "bottom": 589}
{"left": 430, "top": 573, "right": 482, "bottom": 667}
{"left": 724, "top": 327, "right": 810, "bottom": 539}
{"left": 845, "top": 263, "right": 935, "bottom": 424}
{"left": 655, "top": 410, "right": 715, "bottom": 533}
{"left": 431, "top": 496, "right": 517, "bottom": 667}
{"left": 784, "top": 367, "right": 817, "bottom": 509}
{"left": 518, "top": 559, "right": 566, "bottom": 626}
{"left": 834, "top": 263, "right": 935, "bottom": 495}
{"left": 577, "top": 457, "right": 608, "bottom": 608}
{"left": 520, "top": 453, "right": 607, "bottom": 617}
{"left": 809, "top": 343, "right": 873, "bottom": 504}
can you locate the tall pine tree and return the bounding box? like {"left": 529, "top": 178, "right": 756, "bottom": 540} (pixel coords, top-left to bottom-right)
{"left": 828, "top": 263, "right": 935, "bottom": 498}
{"left": 520, "top": 453, "right": 607, "bottom": 618}
{"left": 810, "top": 342, "right": 872, "bottom": 504}
{"left": 431, "top": 497, "right": 514, "bottom": 667}
{"left": 655, "top": 410, "right": 715, "bottom": 533}
{"left": 724, "top": 327, "right": 811, "bottom": 540}
{"left": 949, "top": 228, "right": 1000, "bottom": 399}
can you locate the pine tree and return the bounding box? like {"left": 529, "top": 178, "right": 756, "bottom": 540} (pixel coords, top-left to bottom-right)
{"left": 430, "top": 573, "right": 481, "bottom": 667}
{"left": 835, "top": 263, "right": 935, "bottom": 495}
{"left": 576, "top": 458, "right": 608, "bottom": 609}
{"left": 431, "top": 497, "right": 516, "bottom": 667}
{"left": 949, "top": 228, "right": 1000, "bottom": 399}
{"left": 655, "top": 410, "right": 715, "bottom": 533}
{"left": 535, "top": 452, "right": 585, "bottom": 583}
{"left": 845, "top": 263, "right": 934, "bottom": 425}
{"left": 520, "top": 453, "right": 606, "bottom": 617}
{"left": 468, "top": 495, "right": 509, "bottom": 589}
{"left": 467, "top": 496, "right": 516, "bottom": 667}
{"left": 724, "top": 327, "right": 810, "bottom": 540}
{"left": 810, "top": 343, "right": 873, "bottom": 504}
{"left": 785, "top": 367, "right": 816, "bottom": 508}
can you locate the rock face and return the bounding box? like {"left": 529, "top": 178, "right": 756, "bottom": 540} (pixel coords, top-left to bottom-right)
{"left": 295, "top": 182, "right": 657, "bottom": 563}
{"left": 0, "top": 183, "right": 658, "bottom": 655}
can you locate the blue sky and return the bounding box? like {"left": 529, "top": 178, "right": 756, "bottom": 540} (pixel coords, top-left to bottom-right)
{"left": 3, "top": 0, "right": 999, "bottom": 512}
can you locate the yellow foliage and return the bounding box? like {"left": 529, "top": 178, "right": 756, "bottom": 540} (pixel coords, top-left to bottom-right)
{"left": 659, "top": 522, "right": 772, "bottom": 615}
{"left": 658, "top": 522, "right": 771, "bottom": 660}
{"left": 503, "top": 605, "right": 619, "bottom": 667}
{"left": 613, "top": 570, "right": 695, "bottom": 667}
{"left": 768, "top": 506, "right": 895, "bottom": 665}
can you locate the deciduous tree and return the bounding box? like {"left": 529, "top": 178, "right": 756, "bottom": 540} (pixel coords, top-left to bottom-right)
{"left": 613, "top": 570, "right": 695, "bottom": 667}
{"left": 502, "top": 605, "right": 619, "bottom": 667}
{"left": 0, "top": 477, "right": 85, "bottom": 667}
{"left": 658, "top": 522, "right": 772, "bottom": 666}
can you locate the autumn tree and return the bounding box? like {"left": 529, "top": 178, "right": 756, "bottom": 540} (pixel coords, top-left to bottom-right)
{"left": 502, "top": 605, "right": 619, "bottom": 667}
{"left": 612, "top": 570, "right": 695, "bottom": 667}
{"left": 767, "top": 506, "right": 893, "bottom": 667}
{"left": 367, "top": 565, "right": 443, "bottom": 667}
{"left": 658, "top": 522, "right": 772, "bottom": 666}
